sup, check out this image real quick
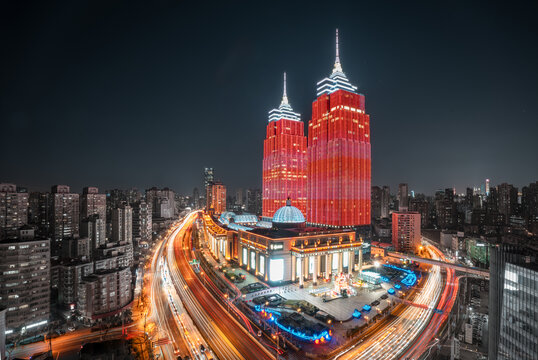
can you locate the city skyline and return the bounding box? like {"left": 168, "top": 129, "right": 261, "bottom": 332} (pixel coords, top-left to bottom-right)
{"left": 2, "top": 1, "right": 538, "bottom": 194}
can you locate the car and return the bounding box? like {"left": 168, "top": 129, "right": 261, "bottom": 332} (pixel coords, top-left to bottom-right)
{"left": 380, "top": 294, "right": 388, "bottom": 300}
{"left": 371, "top": 300, "right": 380, "bottom": 306}
{"left": 200, "top": 344, "right": 206, "bottom": 353}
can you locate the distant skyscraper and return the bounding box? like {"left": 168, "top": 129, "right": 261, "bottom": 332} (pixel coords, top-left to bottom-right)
{"left": 204, "top": 167, "right": 214, "bottom": 189}
{"left": 246, "top": 188, "right": 263, "bottom": 216}
{"left": 112, "top": 204, "right": 132, "bottom": 243}
{"left": 398, "top": 183, "right": 409, "bottom": 211}
{"left": 235, "top": 188, "right": 244, "bottom": 207}
{"left": 381, "top": 186, "right": 390, "bottom": 219}
{"left": 0, "top": 183, "right": 29, "bottom": 239}
{"left": 392, "top": 211, "right": 421, "bottom": 253}
{"left": 486, "top": 178, "right": 490, "bottom": 196}
{"left": 307, "top": 29, "right": 371, "bottom": 227}
{"left": 262, "top": 73, "right": 307, "bottom": 218}
{"left": 371, "top": 186, "right": 382, "bottom": 219}
{"left": 489, "top": 244, "right": 538, "bottom": 360}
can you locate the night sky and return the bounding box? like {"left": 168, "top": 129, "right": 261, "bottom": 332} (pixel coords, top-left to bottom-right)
{"left": 2, "top": 1, "right": 537, "bottom": 195}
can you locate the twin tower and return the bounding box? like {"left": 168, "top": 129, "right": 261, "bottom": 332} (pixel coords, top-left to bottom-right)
{"left": 262, "top": 30, "right": 371, "bottom": 228}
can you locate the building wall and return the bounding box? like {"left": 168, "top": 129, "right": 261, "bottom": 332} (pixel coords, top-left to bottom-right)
{"left": 307, "top": 89, "right": 371, "bottom": 226}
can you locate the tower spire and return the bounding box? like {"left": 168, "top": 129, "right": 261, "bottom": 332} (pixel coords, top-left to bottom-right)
{"left": 281, "top": 72, "right": 289, "bottom": 105}
{"left": 333, "top": 28, "right": 343, "bottom": 73}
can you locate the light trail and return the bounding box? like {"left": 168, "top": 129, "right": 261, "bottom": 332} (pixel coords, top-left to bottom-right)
{"left": 333, "top": 246, "right": 444, "bottom": 360}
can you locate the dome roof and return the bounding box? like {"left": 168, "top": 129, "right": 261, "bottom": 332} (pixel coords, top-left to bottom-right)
{"left": 272, "top": 199, "right": 306, "bottom": 225}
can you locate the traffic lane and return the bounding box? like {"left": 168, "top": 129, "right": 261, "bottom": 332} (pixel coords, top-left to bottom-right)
{"left": 174, "top": 222, "right": 275, "bottom": 360}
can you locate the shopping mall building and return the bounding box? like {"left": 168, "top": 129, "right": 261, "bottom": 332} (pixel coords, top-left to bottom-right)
{"left": 203, "top": 200, "right": 363, "bottom": 286}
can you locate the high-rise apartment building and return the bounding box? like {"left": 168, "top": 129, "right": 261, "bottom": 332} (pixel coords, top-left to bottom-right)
{"left": 0, "top": 183, "right": 29, "bottom": 239}
{"left": 262, "top": 73, "right": 307, "bottom": 218}
{"left": 80, "top": 187, "right": 106, "bottom": 222}
{"left": 0, "top": 228, "right": 50, "bottom": 338}
{"left": 50, "top": 185, "right": 79, "bottom": 255}
{"left": 80, "top": 187, "right": 106, "bottom": 248}
{"left": 77, "top": 267, "right": 132, "bottom": 323}
{"left": 80, "top": 214, "right": 106, "bottom": 251}
{"left": 307, "top": 30, "right": 371, "bottom": 227}
{"left": 398, "top": 183, "right": 409, "bottom": 211}
{"left": 132, "top": 201, "right": 152, "bottom": 243}
{"left": 489, "top": 244, "right": 538, "bottom": 360}
{"left": 145, "top": 187, "right": 175, "bottom": 219}
{"left": 112, "top": 205, "right": 132, "bottom": 243}
{"left": 392, "top": 211, "right": 421, "bottom": 253}
{"left": 209, "top": 182, "right": 226, "bottom": 215}
{"left": 496, "top": 183, "right": 518, "bottom": 224}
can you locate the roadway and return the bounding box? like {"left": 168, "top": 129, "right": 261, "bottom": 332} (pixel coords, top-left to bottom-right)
{"left": 166, "top": 211, "right": 276, "bottom": 360}
{"left": 332, "top": 245, "right": 444, "bottom": 360}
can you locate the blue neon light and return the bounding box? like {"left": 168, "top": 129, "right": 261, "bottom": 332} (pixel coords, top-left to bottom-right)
{"left": 362, "top": 304, "right": 371, "bottom": 312}
{"left": 380, "top": 276, "right": 389, "bottom": 282}
{"left": 255, "top": 307, "right": 328, "bottom": 342}
{"left": 394, "top": 284, "right": 401, "bottom": 289}
{"left": 387, "top": 288, "right": 395, "bottom": 295}
{"left": 383, "top": 264, "right": 417, "bottom": 287}
{"left": 352, "top": 309, "right": 362, "bottom": 318}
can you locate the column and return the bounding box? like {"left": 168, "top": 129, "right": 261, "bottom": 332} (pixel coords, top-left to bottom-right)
{"left": 291, "top": 255, "right": 296, "bottom": 282}
{"left": 316, "top": 255, "right": 321, "bottom": 277}
{"left": 338, "top": 252, "right": 343, "bottom": 275}
{"left": 313, "top": 256, "right": 318, "bottom": 286}
{"left": 348, "top": 251, "right": 354, "bottom": 275}
{"left": 358, "top": 247, "right": 363, "bottom": 273}
{"left": 298, "top": 257, "right": 304, "bottom": 288}
{"left": 304, "top": 255, "right": 309, "bottom": 282}
{"left": 325, "top": 254, "right": 331, "bottom": 280}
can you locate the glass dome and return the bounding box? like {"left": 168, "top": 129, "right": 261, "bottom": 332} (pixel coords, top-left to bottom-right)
{"left": 272, "top": 199, "right": 306, "bottom": 227}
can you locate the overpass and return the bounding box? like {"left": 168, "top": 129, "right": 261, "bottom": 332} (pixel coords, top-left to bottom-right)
{"left": 387, "top": 251, "right": 490, "bottom": 279}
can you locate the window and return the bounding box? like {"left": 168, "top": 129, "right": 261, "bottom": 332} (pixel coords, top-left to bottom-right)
{"left": 269, "top": 258, "right": 284, "bottom": 282}
{"left": 242, "top": 248, "right": 248, "bottom": 266}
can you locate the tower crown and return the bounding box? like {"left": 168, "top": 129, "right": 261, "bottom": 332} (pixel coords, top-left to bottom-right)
{"left": 268, "top": 72, "right": 301, "bottom": 122}
{"left": 316, "top": 29, "right": 357, "bottom": 96}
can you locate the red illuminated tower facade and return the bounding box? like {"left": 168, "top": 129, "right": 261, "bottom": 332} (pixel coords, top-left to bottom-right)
{"left": 307, "top": 30, "right": 371, "bottom": 227}
{"left": 262, "top": 73, "right": 307, "bottom": 218}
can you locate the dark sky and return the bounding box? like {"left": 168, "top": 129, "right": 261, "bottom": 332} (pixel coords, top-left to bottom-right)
{"left": 2, "top": 0, "right": 537, "bottom": 195}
